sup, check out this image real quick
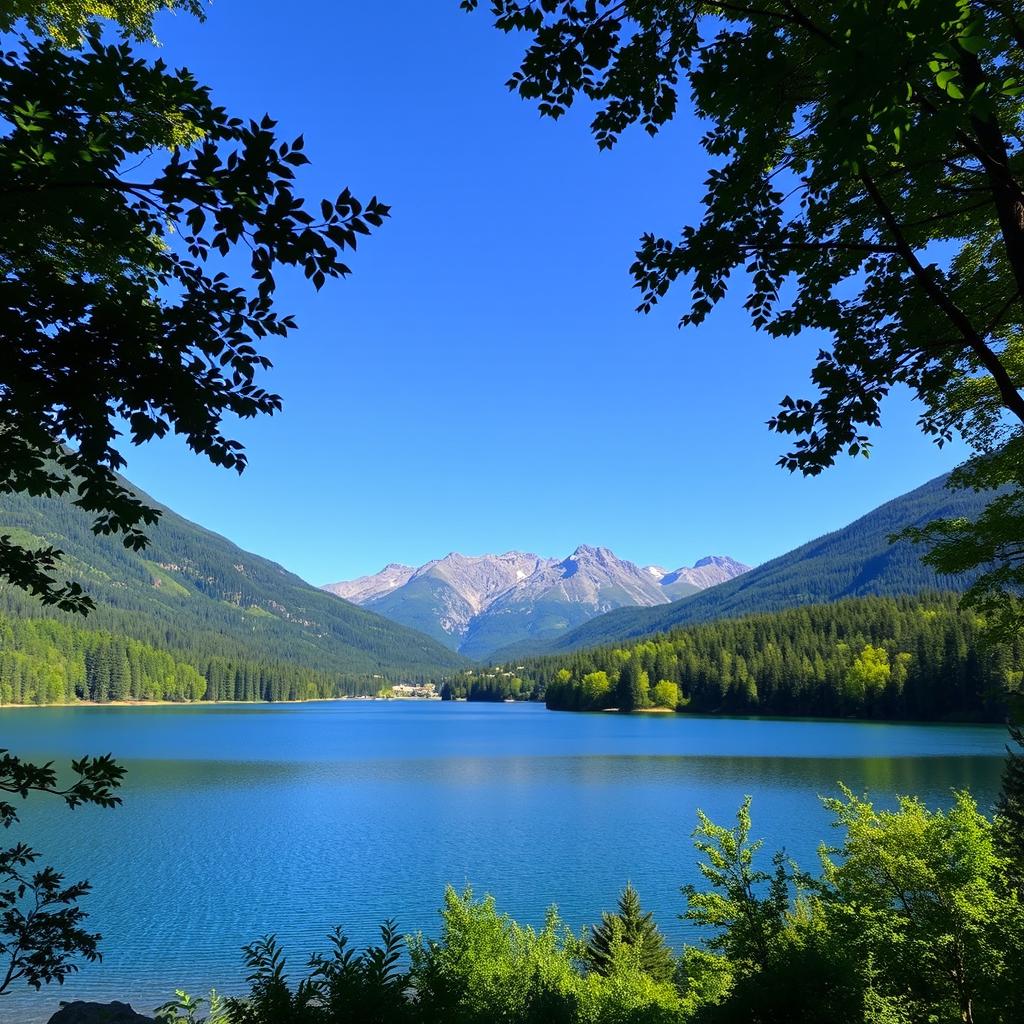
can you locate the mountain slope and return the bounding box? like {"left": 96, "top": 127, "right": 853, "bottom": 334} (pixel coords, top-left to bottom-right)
{"left": 498, "top": 473, "right": 993, "bottom": 657}
{"left": 325, "top": 547, "right": 750, "bottom": 658}
{"left": 0, "top": 481, "right": 467, "bottom": 690}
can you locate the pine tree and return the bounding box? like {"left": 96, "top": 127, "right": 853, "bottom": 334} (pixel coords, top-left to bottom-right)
{"left": 109, "top": 646, "right": 131, "bottom": 702}
{"left": 996, "top": 722, "right": 1024, "bottom": 887}
{"left": 586, "top": 882, "right": 675, "bottom": 983}
{"left": 615, "top": 659, "right": 635, "bottom": 711}
{"left": 616, "top": 655, "right": 650, "bottom": 711}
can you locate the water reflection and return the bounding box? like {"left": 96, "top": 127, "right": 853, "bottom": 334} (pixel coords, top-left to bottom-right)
{"left": 0, "top": 705, "right": 1008, "bottom": 1024}
{"left": 102, "top": 751, "right": 1004, "bottom": 804}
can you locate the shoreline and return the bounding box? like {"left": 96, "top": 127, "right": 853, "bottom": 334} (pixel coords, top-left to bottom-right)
{"left": 0, "top": 695, "right": 441, "bottom": 709}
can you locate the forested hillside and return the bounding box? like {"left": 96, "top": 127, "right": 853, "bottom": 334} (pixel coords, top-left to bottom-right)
{"left": 505, "top": 473, "right": 994, "bottom": 657}
{"left": 512, "top": 593, "right": 1021, "bottom": 722}
{"left": 0, "top": 482, "right": 466, "bottom": 703}
{"left": 0, "top": 611, "right": 387, "bottom": 704}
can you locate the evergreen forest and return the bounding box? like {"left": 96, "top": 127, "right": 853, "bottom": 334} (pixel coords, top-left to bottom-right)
{"left": 0, "top": 485, "right": 466, "bottom": 703}
{"left": 513, "top": 593, "right": 1021, "bottom": 721}
{"left": 0, "top": 611, "right": 387, "bottom": 704}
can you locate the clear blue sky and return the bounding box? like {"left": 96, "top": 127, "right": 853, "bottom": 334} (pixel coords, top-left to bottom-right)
{"left": 120, "top": 0, "right": 967, "bottom": 585}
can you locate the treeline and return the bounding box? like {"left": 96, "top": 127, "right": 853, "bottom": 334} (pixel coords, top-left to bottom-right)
{"left": 160, "top": 789, "right": 1024, "bottom": 1024}
{"left": 0, "top": 612, "right": 387, "bottom": 705}
{"left": 513, "top": 593, "right": 1021, "bottom": 721}
{"left": 439, "top": 669, "right": 541, "bottom": 702}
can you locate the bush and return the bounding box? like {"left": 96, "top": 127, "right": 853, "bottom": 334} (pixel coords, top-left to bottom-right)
{"left": 163, "top": 790, "right": 1024, "bottom": 1024}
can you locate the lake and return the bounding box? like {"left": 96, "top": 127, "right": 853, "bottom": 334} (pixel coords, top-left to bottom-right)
{"left": 0, "top": 701, "right": 1008, "bottom": 1023}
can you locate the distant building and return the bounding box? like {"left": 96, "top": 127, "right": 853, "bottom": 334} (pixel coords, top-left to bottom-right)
{"left": 387, "top": 683, "right": 440, "bottom": 700}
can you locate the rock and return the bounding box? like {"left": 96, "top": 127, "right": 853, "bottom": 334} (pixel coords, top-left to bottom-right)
{"left": 47, "top": 1002, "right": 155, "bottom": 1024}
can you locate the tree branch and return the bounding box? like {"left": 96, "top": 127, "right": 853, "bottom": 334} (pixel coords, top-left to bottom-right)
{"left": 974, "top": 0, "right": 1024, "bottom": 51}
{"left": 860, "top": 169, "right": 1024, "bottom": 427}
{"left": 743, "top": 239, "right": 900, "bottom": 254}
{"left": 957, "top": 46, "right": 1024, "bottom": 300}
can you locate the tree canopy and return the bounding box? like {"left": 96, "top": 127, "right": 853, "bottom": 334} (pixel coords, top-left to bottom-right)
{"left": 0, "top": 2, "right": 387, "bottom": 612}
{"left": 465, "top": 0, "right": 1024, "bottom": 634}
{"left": 0, "top": 1, "right": 205, "bottom": 44}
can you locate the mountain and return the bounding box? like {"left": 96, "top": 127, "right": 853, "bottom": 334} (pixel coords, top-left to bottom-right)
{"left": 500, "top": 472, "right": 993, "bottom": 658}
{"left": 322, "top": 547, "right": 750, "bottom": 659}
{"left": 323, "top": 563, "right": 415, "bottom": 604}
{"left": 342, "top": 551, "right": 551, "bottom": 652}
{"left": 0, "top": 478, "right": 467, "bottom": 699}
{"left": 643, "top": 555, "right": 752, "bottom": 599}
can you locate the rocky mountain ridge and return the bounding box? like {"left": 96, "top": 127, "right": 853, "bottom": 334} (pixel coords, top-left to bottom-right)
{"left": 509, "top": 472, "right": 996, "bottom": 658}
{"left": 321, "top": 546, "right": 750, "bottom": 658}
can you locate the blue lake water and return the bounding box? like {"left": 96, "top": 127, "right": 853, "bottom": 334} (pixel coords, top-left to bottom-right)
{"left": 0, "top": 701, "right": 1008, "bottom": 1023}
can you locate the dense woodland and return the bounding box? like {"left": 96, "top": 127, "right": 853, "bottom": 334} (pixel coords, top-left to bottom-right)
{"left": 5, "top": 579, "right": 1019, "bottom": 717}
{"left": 0, "top": 609, "right": 391, "bottom": 704}
{"left": 439, "top": 670, "right": 539, "bottom": 703}
{"left": 512, "top": 594, "right": 1021, "bottom": 721}
{"left": 0, "top": 486, "right": 465, "bottom": 704}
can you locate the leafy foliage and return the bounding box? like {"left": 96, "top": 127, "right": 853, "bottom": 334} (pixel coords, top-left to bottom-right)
{"left": 408, "top": 888, "right": 585, "bottom": 1024}
{"left": 996, "top": 721, "right": 1024, "bottom": 883}
{"left": 0, "top": 5, "right": 387, "bottom": 612}
{"left": 157, "top": 989, "right": 230, "bottom": 1024}
{"left": 308, "top": 923, "right": 410, "bottom": 1024}
{"left": 904, "top": 451, "right": 1024, "bottom": 639}
{"left": 167, "top": 790, "right": 1022, "bottom": 1023}
{"left": 680, "top": 789, "right": 1023, "bottom": 1024}
{"left": 678, "top": 799, "right": 809, "bottom": 1019}
{"left": 0, "top": 748, "right": 125, "bottom": 996}
{"left": 0, "top": 1, "right": 205, "bottom": 45}
{"left": 817, "top": 788, "right": 1019, "bottom": 1024}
